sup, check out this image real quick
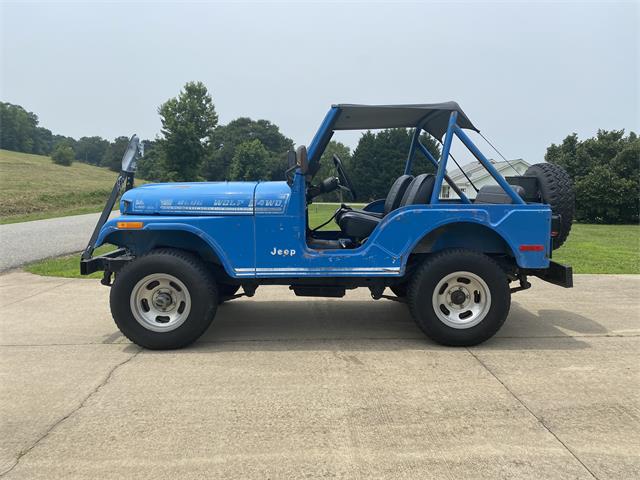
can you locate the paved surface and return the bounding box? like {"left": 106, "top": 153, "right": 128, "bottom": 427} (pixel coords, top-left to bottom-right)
{"left": 0, "top": 272, "right": 638, "bottom": 479}
{"left": 0, "top": 213, "right": 116, "bottom": 271}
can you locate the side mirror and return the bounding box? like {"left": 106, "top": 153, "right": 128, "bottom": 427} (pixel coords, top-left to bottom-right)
{"left": 296, "top": 145, "right": 308, "bottom": 174}
{"left": 121, "top": 135, "right": 140, "bottom": 173}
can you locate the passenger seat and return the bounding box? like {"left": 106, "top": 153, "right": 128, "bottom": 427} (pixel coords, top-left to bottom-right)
{"left": 336, "top": 174, "right": 413, "bottom": 223}
{"left": 338, "top": 174, "right": 435, "bottom": 239}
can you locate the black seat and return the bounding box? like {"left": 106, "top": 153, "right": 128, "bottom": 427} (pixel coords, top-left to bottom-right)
{"left": 381, "top": 174, "right": 416, "bottom": 215}
{"left": 335, "top": 174, "right": 412, "bottom": 237}
{"left": 336, "top": 174, "right": 413, "bottom": 223}
{"left": 399, "top": 173, "right": 436, "bottom": 207}
{"left": 339, "top": 174, "right": 435, "bottom": 239}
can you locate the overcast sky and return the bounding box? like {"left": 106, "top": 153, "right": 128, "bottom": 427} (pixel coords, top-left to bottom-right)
{"left": 1, "top": 0, "right": 638, "bottom": 164}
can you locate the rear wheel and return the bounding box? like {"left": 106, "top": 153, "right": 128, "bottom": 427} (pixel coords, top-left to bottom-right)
{"left": 525, "top": 163, "right": 574, "bottom": 249}
{"left": 408, "top": 249, "right": 510, "bottom": 346}
{"left": 110, "top": 249, "right": 218, "bottom": 349}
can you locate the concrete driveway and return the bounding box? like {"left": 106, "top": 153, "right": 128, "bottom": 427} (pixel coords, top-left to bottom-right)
{"left": 0, "top": 272, "right": 638, "bottom": 479}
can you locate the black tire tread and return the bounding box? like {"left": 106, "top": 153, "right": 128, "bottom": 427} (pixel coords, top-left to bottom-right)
{"left": 110, "top": 248, "right": 217, "bottom": 349}
{"left": 408, "top": 249, "right": 510, "bottom": 346}
{"left": 525, "top": 163, "right": 574, "bottom": 249}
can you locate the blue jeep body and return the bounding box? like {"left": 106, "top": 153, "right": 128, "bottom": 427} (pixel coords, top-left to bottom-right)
{"left": 81, "top": 102, "right": 573, "bottom": 349}
{"left": 94, "top": 180, "right": 551, "bottom": 279}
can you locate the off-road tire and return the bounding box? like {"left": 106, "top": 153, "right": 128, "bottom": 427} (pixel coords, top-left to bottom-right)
{"left": 408, "top": 249, "right": 510, "bottom": 346}
{"left": 525, "top": 163, "right": 574, "bottom": 249}
{"left": 110, "top": 248, "right": 218, "bottom": 349}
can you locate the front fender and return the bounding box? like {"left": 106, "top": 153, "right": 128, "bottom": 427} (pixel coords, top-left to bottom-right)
{"left": 96, "top": 216, "right": 247, "bottom": 277}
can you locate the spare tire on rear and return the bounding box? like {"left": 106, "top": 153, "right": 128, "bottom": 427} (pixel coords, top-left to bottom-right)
{"left": 525, "top": 163, "right": 574, "bottom": 249}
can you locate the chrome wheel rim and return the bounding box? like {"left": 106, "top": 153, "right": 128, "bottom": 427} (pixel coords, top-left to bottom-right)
{"left": 432, "top": 271, "right": 491, "bottom": 329}
{"left": 130, "top": 273, "right": 191, "bottom": 332}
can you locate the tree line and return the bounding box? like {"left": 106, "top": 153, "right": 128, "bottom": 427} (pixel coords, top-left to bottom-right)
{"left": 1, "top": 81, "right": 637, "bottom": 223}
{"left": 546, "top": 130, "right": 638, "bottom": 224}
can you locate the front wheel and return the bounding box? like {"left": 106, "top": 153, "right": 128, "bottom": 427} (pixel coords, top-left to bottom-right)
{"left": 408, "top": 249, "right": 510, "bottom": 346}
{"left": 110, "top": 249, "right": 218, "bottom": 349}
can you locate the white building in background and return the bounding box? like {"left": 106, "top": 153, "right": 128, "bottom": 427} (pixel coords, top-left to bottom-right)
{"left": 441, "top": 159, "right": 531, "bottom": 200}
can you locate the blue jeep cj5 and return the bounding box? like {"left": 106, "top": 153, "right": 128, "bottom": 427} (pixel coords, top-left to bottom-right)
{"left": 81, "top": 103, "right": 574, "bottom": 349}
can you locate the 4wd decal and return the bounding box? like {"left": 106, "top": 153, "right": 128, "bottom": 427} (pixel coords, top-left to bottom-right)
{"left": 255, "top": 193, "right": 290, "bottom": 214}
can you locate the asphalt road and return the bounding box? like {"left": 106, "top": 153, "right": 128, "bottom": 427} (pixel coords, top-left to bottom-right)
{"left": 0, "top": 213, "right": 115, "bottom": 271}
{"left": 0, "top": 272, "right": 638, "bottom": 479}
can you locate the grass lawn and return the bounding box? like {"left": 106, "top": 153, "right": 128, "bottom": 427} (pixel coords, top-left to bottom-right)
{"left": 553, "top": 224, "right": 639, "bottom": 274}
{"left": 307, "top": 202, "right": 365, "bottom": 230}
{"left": 25, "top": 245, "right": 115, "bottom": 279}
{"left": 23, "top": 202, "right": 638, "bottom": 278}
{"left": 0, "top": 149, "right": 141, "bottom": 224}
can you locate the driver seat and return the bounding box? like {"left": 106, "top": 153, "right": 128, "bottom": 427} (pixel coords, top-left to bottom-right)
{"left": 338, "top": 173, "right": 436, "bottom": 239}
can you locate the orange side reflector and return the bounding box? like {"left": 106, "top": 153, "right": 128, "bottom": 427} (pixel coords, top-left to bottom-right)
{"left": 519, "top": 244, "right": 544, "bottom": 252}
{"left": 117, "top": 221, "right": 144, "bottom": 229}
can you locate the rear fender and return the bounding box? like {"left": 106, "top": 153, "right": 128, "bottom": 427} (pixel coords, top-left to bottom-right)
{"left": 371, "top": 205, "right": 551, "bottom": 269}
{"left": 410, "top": 222, "right": 513, "bottom": 256}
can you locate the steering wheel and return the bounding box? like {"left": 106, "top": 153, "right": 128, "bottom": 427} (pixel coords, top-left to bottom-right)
{"left": 332, "top": 154, "right": 357, "bottom": 200}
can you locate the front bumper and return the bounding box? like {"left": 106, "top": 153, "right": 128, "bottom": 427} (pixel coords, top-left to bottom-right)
{"left": 80, "top": 248, "right": 134, "bottom": 275}
{"left": 526, "top": 260, "right": 573, "bottom": 288}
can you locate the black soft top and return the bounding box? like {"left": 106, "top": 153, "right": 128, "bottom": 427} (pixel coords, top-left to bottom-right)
{"left": 332, "top": 102, "right": 478, "bottom": 139}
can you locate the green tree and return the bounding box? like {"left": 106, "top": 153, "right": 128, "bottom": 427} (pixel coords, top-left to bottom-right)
{"left": 350, "top": 128, "right": 440, "bottom": 201}
{"left": 101, "top": 136, "right": 131, "bottom": 171}
{"left": 229, "top": 139, "right": 269, "bottom": 181}
{"left": 157, "top": 81, "right": 218, "bottom": 181}
{"left": 574, "top": 165, "right": 638, "bottom": 223}
{"left": 204, "top": 117, "right": 293, "bottom": 181}
{"left": 136, "top": 139, "right": 164, "bottom": 181}
{"left": 51, "top": 144, "right": 74, "bottom": 166}
{"left": 610, "top": 133, "right": 639, "bottom": 179}
{"left": 546, "top": 129, "right": 639, "bottom": 223}
{"left": 75, "top": 136, "right": 109, "bottom": 165}
{"left": 52, "top": 134, "right": 77, "bottom": 154}
{"left": 33, "top": 127, "right": 53, "bottom": 155}
{"left": 0, "top": 102, "right": 39, "bottom": 153}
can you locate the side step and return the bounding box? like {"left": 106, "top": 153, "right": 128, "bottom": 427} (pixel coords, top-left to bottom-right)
{"left": 290, "top": 285, "right": 346, "bottom": 298}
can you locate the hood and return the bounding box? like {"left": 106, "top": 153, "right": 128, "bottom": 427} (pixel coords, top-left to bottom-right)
{"left": 121, "top": 182, "right": 258, "bottom": 216}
